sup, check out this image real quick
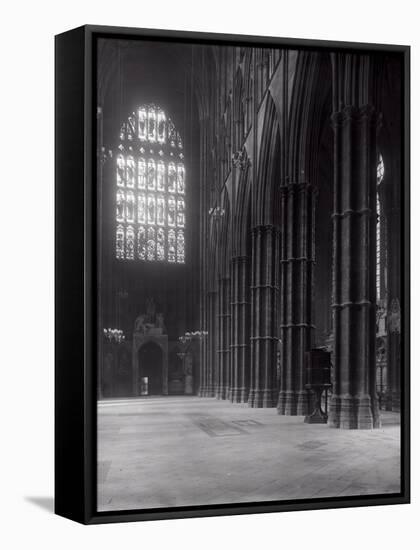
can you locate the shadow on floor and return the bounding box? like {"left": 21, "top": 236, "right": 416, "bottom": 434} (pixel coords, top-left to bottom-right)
{"left": 25, "top": 496, "right": 54, "bottom": 514}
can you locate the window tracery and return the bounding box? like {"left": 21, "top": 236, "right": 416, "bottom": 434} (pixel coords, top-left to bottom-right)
{"left": 115, "top": 104, "right": 185, "bottom": 263}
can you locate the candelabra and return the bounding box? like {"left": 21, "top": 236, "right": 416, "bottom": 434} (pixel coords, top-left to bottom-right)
{"left": 208, "top": 206, "right": 225, "bottom": 220}
{"left": 231, "top": 150, "right": 249, "bottom": 170}
{"left": 178, "top": 330, "right": 208, "bottom": 345}
{"left": 177, "top": 330, "right": 208, "bottom": 357}
{"left": 103, "top": 328, "right": 125, "bottom": 343}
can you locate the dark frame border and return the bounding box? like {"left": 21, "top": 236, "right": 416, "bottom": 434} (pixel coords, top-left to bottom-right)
{"left": 55, "top": 24, "right": 410, "bottom": 525}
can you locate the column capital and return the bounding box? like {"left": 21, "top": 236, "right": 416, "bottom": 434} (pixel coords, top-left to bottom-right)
{"left": 331, "top": 104, "right": 382, "bottom": 129}
{"left": 280, "top": 181, "right": 317, "bottom": 195}
{"left": 251, "top": 224, "right": 280, "bottom": 236}
{"left": 231, "top": 255, "right": 250, "bottom": 266}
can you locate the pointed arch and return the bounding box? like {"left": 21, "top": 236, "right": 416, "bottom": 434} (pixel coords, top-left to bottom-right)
{"left": 255, "top": 92, "right": 281, "bottom": 226}
{"left": 287, "top": 51, "right": 332, "bottom": 186}
{"left": 234, "top": 67, "right": 245, "bottom": 146}
{"left": 243, "top": 50, "right": 253, "bottom": 132}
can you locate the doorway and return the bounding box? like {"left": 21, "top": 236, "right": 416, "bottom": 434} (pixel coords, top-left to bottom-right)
{"left": 138, "top": 342, "right": 163, "bottom": 395}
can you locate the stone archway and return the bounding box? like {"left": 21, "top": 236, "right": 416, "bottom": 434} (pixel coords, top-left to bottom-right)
{"left": 132, "top": 333, "right": 168, "bottom": 396}
{"left": 137, "top": 342, "right": 163, "bottom": 395}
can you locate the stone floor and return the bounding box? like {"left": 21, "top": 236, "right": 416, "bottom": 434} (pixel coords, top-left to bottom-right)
{"left": 97, "top": 396, "right": 401, "bottom": 512}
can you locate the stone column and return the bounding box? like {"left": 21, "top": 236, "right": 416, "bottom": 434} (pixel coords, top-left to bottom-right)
{"left": 199, "top": 290, "right": 217, "bottom": 397}
{"left": 383, "top": 184, "right": 401, "bottom": 411}
{"left": 207, "top": 290, "right": 217, "bottom": 397}
{"left": 224, "top": 279, "right": 232, "bottom": 399}
{"left": 328, "top": 105, "right": 381, "bottom": 429}
{"left": 248, "top": 225, "right": 279, "bottom": 407}
{"left": 216, "top": 278, "right": 231, "bottom": 399}
{"left": 197, "top": 312, "right": 209, "bottom": 397}
{"left": 97, "top": 105, "right": 104, "bottom": 400}
{"left": 197, "top": 287, "right": 209, "bottom": 397}
{"left": 386, "top": 298, "right": 401, "bottom": 411}
{"left": 230, "top": 256, "right": 251, "bottom": 402}
{"left": 198, "top": 293, "right": 208, "bottom": 397}
{"left": 197, "top": 343, "right": 205, "bottom": 396}
{"left": 198, "top": 115, "right": 210, "bottom": 398}
{"left": 277, "top": 182, "right": 316, "bottom": 416}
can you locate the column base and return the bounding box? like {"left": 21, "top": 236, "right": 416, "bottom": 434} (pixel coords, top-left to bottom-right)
{"left": 384, "top": 391, "right": 400, "bottom": 412}
{"left": 198, "top": 386, "right": 216, "bottom": 397}
{"left": 215, "top": 386, "right": 228, "bottom": 400}
{"left": 277, "top": 390, "right": 310, "bottom": 416}
{"left": 248, "top": 389, "right": 277, "bottom": 408}
{"left": 304, "top": 409, "right": 328, "bottom": 424}
{"left": 328, "top": 394, "right": 381, "bottom": 429}
{"left": 230, "top": 387, "right": 249, "bottom": 403}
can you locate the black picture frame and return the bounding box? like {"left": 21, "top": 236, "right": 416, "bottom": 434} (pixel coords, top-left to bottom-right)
{"left": 55, "top": 24, "right": 410, "bottom": 525}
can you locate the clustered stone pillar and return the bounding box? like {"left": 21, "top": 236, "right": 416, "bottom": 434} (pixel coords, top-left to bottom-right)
{"left": 248, "top": 225, "right": 279, "bottom": 408}
{"left": 383, "top": 184, "right": 401, "bottom": 412}
{"left": 277, "top": 182, "right": 316, "bottom": 416}
{"left": 198, "top": 311, "right": 208, "bottom": 397}
{"left": 230, "top": 256, "right": 251, "bottom": 403}
{"left": 216, "top": 277, "right": 231, "bottom": 399}
{"left": 199, "top": 290, "right": 217, "bottom": 397}
{"left": 198, "top": 280, "right": 210, "bottom": 397}
{"left": 329, "top": 105, "right": 381, "bottom": 429}
{"left": 386, "top": 298, "right": 401, "bottom": 411}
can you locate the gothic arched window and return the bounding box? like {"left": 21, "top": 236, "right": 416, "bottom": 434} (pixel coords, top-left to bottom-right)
{"left": 115, "top": 104, "right": 185, "bottom": 263}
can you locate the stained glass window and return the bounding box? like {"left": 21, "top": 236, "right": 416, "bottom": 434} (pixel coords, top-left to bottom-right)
{"left": 157, "top": 161, "right": 166, "bottom": 192}
{"left": 168, "top": 162, "right": 177, "bottom": 193}
{"left": 177, "top": 198, "right": 185, "bottom": 228}
{"left": 138, "top": 107, "right": 147, "bottom": 141}
{"left": 138, "top": 158, "right": 146, "bottom": 189}
{"left": 157, "top": 228, "right": 165, "bottom": 261}
{"left": 148, "top": 109, "right": 157, "bottom": 142}
{"left": 157, "top": 195, "right": 165, "bottom": 226}
{"left": 168, "top": 229, "right": 176, "bottom": 263}
{"left": 147, "top": 227, "right": 156, "bottom": 261}
{"left": 177, "top": 164, "right": 185, "bottom": 194}
{"left": 157, "top": 109, "right": 166, "bottom": 144}
{"left": 126, "top": 191, "right": 135, "bottom": 223}
{"left": 147, "top": 159, "right": 156, "bottom": 191}
{"left": 147, "top": 195, "right": 156, "bottom": 225}
{"left": 176, "top": 230, "right": 185, "bottom": 263}
{"left": 127, "top": 115, "right": 135, "bottom": 141}
{"left": 137, "top": 226, "right": 146, "bottom": 260}
{"left": 116, "top": 225, "right": 125, "bottom": 258}
{"left": 168, "top": 196, "right": 176, "bottom": 227}
{"left": 126, "top": 156, "right": 135, "bottom": 188}
{"left": 138, "top": 193, "right": 146, "bottom": 224}
{"left": 126, "top": 226, "right": 135, "bottom": 260}
{"left": 117, "top": 154, "right": 125, "bottom": 187}
{"left": 115, "top": 104, "right": 186, "bottom": 263}
{"left": 116, "top": 190, "right": 125, "bottom": 222}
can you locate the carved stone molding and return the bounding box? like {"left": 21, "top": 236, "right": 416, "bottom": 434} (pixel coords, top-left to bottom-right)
{"left": 231, "top": 150, "right": 250, "bottom": 170}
